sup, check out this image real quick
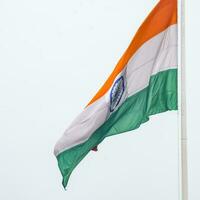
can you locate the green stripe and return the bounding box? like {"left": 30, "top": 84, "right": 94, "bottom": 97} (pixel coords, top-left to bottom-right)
{"left": 57, "top": 68, "right": 178, "bottom": 188}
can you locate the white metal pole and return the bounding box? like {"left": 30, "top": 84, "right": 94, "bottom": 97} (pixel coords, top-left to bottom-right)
{"left": 178, "top": 0, "right": 188, "bottom": 199}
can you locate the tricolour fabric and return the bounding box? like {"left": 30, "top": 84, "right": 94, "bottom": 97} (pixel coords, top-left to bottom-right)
{"left": 54, "top": 0, "right": 178, "bottom": 188}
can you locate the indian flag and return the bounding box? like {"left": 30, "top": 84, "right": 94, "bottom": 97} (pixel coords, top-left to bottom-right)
{"left": 54, "top": 0, "right": 177, "bottom": 188}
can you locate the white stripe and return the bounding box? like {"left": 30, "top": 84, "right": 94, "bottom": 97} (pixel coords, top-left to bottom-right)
{"left": 126, "top": 24, "right": 177, "bottom": 96}
{"left": 54, "top": 24, "right": 177, "bottom": 156}
{"left": 54, "top": 96, "right": 109, "bottom": 155}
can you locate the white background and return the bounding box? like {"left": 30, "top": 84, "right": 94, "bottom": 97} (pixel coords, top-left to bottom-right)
{"left": 0, "top": 0, "right": 198, "bottom": 199}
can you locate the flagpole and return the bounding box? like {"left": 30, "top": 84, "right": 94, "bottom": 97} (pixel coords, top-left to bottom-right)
{"left": 178, "top": 0, "right": 188, "bottom": 200}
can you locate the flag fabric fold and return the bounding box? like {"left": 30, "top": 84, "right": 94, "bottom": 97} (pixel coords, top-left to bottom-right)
{"left": 54, "top": 0, "right": 177, "bottom": 188}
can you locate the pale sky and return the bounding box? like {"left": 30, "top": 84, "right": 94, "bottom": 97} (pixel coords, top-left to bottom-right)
{"left": 0, "top": 0, "right": 199, "bottom": 199}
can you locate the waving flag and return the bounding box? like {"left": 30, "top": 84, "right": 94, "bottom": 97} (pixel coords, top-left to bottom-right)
{"left": 54, "top": 0, "right": 177, "bottom": 188}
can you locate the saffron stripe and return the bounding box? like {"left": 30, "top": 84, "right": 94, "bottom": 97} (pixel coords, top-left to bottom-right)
{"left": 87, "top": 0, "right": 177, "bottom": 106}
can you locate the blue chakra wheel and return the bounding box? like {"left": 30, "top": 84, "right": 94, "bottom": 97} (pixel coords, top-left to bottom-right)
{"left": 110, "top": 76, "right": 125, "bottom": 112}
